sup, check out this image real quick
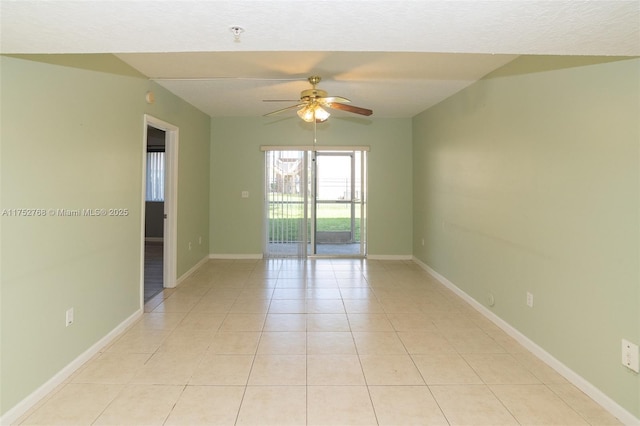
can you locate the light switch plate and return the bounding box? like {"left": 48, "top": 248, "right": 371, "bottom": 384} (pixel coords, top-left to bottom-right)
{"left": 65, "top": 308, "right": 74, "bottom": 327}
{"left": 622, "top": 339, "right": 639, "bottom": 372}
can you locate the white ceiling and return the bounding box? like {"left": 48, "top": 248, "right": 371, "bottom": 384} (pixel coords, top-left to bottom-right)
{"left": 2, "top": 1, "right": 638, "bottom": 118}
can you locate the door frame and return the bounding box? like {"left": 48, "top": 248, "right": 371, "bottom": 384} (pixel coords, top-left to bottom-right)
{"left": 141, "top": 115, "right": 179, "bottom": 308}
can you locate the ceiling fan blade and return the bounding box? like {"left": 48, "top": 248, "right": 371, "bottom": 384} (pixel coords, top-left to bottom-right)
{"left": 327, "top": 102, "right": 373, "bottom": 116}
{"left": 264, "top": 103, "right": 305, "bottom": 117}
{"left": 319, "top": 96, "right": 350, "bottom": 104}
{"left": 263, "top": 99, "right": 301, "bottom": 102}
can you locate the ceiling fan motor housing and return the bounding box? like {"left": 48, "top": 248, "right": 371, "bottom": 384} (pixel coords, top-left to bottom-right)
{"left": 301, "top": 88, "right": 328, "bottom": 101}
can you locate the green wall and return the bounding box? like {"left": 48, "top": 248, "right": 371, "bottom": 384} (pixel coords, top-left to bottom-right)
{"left": 412, "top": 56, "right": 640, "bottom": 417}
{"left": 0, "top": 55, "right": 210, "bottom": 415}
{"left": 150, "top": 82, "right": 211, "bottom": 274}
{"left": 210, "top": 117, "right": 412, "bottom": 257}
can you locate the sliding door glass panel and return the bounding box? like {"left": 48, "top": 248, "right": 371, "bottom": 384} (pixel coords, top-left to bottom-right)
{"left": 265, "top": 150, "right": 307, "bottom": 257}
{"left": 315, "top": 153, "right": 358, "bottom": 255}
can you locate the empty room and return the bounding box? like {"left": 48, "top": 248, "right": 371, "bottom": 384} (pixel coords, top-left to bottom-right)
{"left": 1, "top": 1, "right": 639, "bottom": 425}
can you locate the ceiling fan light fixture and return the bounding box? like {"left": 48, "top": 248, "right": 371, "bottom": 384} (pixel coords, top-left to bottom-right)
{"left": 297, "top": 105, "right": 314, "bottom": 122}
{"left": 297, "top": 104, "right": 330, "bottom": 122}
{"left": 314, "top": 106, "right": 330, "bottom": 122}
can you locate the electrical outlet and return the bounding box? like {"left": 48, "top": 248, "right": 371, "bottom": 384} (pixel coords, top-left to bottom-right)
{"left": 241, "top": 191, "right": 249, "bottom": 198}
{"left": 526, "top": 292, "right": 534, "bottom": 308}
{"left": 199, "top": 236, "right": 202, "bottom": 245}
{"left": 487, "top": 292, "right": 495, "bottom": 307}
{"left": 188, "top": 242, "right": 192, "bottom": 251}
{"left": 621, "top": 339, "right": 639, "bottom": 372}
{"left": 65, "top": 308, "right": 74, "bottom": 327}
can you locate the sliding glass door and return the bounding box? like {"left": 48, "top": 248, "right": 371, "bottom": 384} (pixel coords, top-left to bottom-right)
{"left": 264, "top": 148, "right": 366, "bottom": 258}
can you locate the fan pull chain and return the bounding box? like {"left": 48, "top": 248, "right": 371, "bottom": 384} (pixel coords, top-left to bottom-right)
{"left": 313, "top": 112, "right": 317, "bottom": 145}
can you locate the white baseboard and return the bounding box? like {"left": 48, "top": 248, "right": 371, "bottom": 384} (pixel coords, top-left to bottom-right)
{"left": 0, "top": 309, "right": 143, "bottom": 426}
{"left": 367, "top": 254, "right": 413, "bottom": 260}
{"left": 176, "top": 255, "right": 210, "bottom": 285}
{"left": 412, "top": 257, "right": 639, "bottom": 426}
{"left": 206, "top": 254, "right": 414, "bottom": 261}
{"left": 209, "top": 253, "right": 264, "bottom": 260}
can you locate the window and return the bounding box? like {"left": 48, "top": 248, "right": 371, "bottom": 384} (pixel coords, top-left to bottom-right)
{"left": 146, "top": 151, "right": 164, "bottom": 201}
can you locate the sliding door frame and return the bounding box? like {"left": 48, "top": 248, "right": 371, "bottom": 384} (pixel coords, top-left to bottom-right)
{"left": 262, "top": 145, "right": 368, "bottom": 258}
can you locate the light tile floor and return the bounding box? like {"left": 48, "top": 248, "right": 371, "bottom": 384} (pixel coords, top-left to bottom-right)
{"left": 18, "top": 259, "right": 622, "bottom": 425}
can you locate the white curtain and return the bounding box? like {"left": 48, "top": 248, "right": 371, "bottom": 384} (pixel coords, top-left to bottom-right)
{"left": 146, "top": 152, "right": 165, "bottom": 201}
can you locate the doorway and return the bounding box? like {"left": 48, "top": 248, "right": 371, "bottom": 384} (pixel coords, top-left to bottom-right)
{"left": 142, "top": 115, "right": 178, "bottom": 307}
{"left": 144, "top": 126, "right": 165, "bottom": 302}
{"left": 264, "top": 148, "right": 367, "bottom": 258}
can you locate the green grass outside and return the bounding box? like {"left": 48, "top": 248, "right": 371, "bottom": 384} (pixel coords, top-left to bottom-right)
{"left": 267, "top": 196, "right": 363, "bottom": 242}
{"left": 268, "top": 218, "right": 362, "bottom": 241}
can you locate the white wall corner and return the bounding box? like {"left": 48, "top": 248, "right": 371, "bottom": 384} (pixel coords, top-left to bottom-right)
{"left": 411, "top": 256, "right": 640, "bottom": 426}
{"left": 175, "top": 254, "right": 211, "bottom": 286}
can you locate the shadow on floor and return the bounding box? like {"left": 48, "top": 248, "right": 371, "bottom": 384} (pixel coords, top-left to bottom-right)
{"left": 144, "top": 241, "right": 163, "bottom": 303}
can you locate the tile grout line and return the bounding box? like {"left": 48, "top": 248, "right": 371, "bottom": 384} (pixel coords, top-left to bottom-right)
{"left": 233, "top": 259, "right": 267, "bottom": 426}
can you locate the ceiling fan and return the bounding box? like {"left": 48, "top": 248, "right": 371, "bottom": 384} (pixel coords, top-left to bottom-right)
{"left": 263, "top": 76, "right": 373, "bottom": 122}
